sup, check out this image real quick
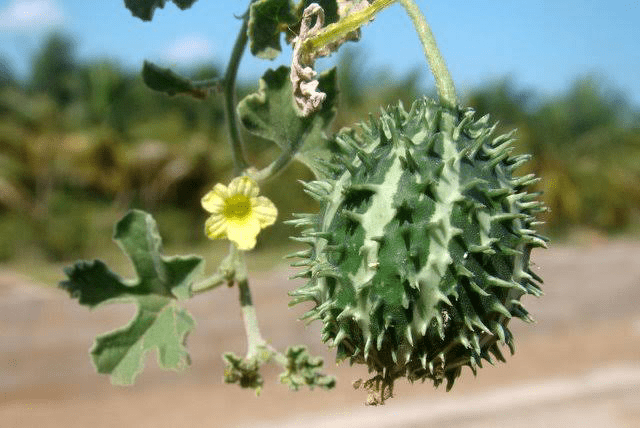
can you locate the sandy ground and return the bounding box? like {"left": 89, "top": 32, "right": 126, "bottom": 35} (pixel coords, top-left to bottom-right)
{"left": 2, "top": 239, "right": 640, "bottom": 427}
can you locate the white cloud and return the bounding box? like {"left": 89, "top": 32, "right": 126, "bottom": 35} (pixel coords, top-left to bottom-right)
{"left": 164, "top": 34, "right": 213, "bottom": 65}
{"left": 0, "top": 0, "right": 64, "bottom": 31}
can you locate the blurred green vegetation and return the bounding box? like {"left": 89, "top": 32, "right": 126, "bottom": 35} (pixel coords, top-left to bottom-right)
{"left": 1, "top": 33, "right": 639, "bottom": 263}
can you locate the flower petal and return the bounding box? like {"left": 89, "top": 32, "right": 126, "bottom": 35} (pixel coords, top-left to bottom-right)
{"left": 201, "top": 183, "right": 228, "bottom": 213}
{"left": 229, "top": 176, "right": 260, "bottom": 198}
{"left": 226, "top": 217, "right": 262, "bottom": 250}
{"left": 204, "top": 214, "right": 227, "bottom": 240}
{"left": 251, "top": 196, "right": 278, "bottom": 227}
{"left": 202, "top": 176, "right": 277, "bottom": 250}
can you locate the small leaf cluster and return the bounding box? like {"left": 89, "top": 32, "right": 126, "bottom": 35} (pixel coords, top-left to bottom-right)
{"left": 223, "top": 345, "right": 336, "bottom": 393}
{"left": 223, "top": 352, "right": 265, "bottom": 392}
{"left": 279, "top": 345, "right": 336, "bottom": 390}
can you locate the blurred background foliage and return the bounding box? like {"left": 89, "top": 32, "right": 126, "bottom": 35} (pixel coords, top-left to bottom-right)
{"left": 0, "top": 33, "right": 639, "bottom": 262}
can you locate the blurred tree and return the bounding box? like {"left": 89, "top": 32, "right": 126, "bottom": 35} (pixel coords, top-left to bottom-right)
{"left": 372, "top": 67, "right": 423, "bottom": 108}
{"left": 466, "top": 75, "right": 640, "bottom": 233}
{"left": 532, "top": 77, "right": 639, "bottom": 231}
{"left": 466, "top": 77, "right": 534, "bottom": 127}
{"left": 78, "top": 61, "right": 129, "bottom": 126}
{"left": 333, "top": 45, "right": 423, "bottom": 129}
{"left": 0, "top": 56, "right": 16, "bottom": 88}
{"left": 29, "top": 33, "right": 78, "bottom": 106}
{"left": 3, "top": 38, "right": 640, "bottom": 260}
{"left": 181, "top": 63, "right": 224, "bottom": 130}
{"left": 337, "top": 46, "right": 366, "bottom": 108}
{"left": 532, "top": 76, "right": 628, "bottom": 153}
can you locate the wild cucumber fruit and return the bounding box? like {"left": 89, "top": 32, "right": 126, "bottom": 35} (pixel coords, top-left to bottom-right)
{"left": 288, "top": 97, "right": 546, "bottom": 402}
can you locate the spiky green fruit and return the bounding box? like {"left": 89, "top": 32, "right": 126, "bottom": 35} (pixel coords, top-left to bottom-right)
{"left": 288, "top": 97, "right": 546, "bottom": 400}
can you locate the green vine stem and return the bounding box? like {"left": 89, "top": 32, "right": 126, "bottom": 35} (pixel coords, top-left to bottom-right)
{"left": 233, "top": 249, "right": 265, "bottom": 358}
{"left": 397, "top": 0, "right": 457, "bottom": 109}
{"left": 251, "top": 147, "right": 296, "bottom": 183}
{"left": 223, "top": 12, "right": 252, "bottom": 175}
{"left": 219, "top": 3, "right": 269, "bottom": 360}
{"left": 238, "top": 279, "right": 265, "bottom": 357}
{"left": 232, "top": 246, "right": 288, "bottom": 366}
{"left": 191, "top": 270, "right": 227, "bottom": 294}
{"left": 238, "top": 277, "right": 286, "bottom": 365}
{"left": 216, "top": 3, "right": 276, "bottom": 369}
{"left": 192, "top": 247, "right": 236, "bottom": 294}
{"left": 213, "top": 2, "right": 309, "bottom": 383}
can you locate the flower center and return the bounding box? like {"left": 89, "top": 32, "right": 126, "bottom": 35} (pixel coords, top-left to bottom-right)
{"left": 224, "top": 195, "right": 252, "bottom": 220}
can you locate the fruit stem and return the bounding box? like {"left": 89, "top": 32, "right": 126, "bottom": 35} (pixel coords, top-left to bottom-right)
{"left": 398, "top": 0, "right": 457, "bottom": 109}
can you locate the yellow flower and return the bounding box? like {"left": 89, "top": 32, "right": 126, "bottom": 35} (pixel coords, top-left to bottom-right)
{"left": 201, "top": 176, "right": 277, "bottom": 250}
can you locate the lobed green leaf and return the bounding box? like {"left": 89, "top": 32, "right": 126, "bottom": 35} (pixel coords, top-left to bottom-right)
{"left": 124, "top": 0, "right": 199, "bottom": 21}
{"left": 91, "top": 301, "right": 195, "bottom": 385}
{"left": 237, "top": 66, "right": 338, "bottom": 176}
{"left": 60, "top": 210, "right": 204, "bottom": 384}
{"left": 142, "top": 61, "right": 208, "bottom": 99}
{"left": 248, "top": 0, "right": 298, "bottom": 60}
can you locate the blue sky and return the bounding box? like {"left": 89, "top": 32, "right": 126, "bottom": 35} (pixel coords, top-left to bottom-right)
{"left": 1, "top": 0, "right": 639, "bottom": 107}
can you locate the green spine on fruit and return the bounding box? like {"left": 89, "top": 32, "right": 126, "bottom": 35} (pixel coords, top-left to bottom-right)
{"left": 288, "top": 97, "right": 546, "bottom": 400}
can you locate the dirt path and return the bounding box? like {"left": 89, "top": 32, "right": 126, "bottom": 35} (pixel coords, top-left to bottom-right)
{"left": 2, "top": 240, "right": 640, "bottom": 427}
